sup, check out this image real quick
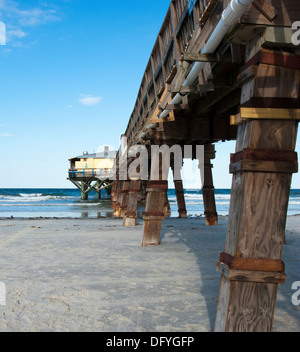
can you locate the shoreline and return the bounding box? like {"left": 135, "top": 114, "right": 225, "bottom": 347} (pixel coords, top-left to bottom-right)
{"left": 1, "top": 214, "right": 300, "bottom": 221}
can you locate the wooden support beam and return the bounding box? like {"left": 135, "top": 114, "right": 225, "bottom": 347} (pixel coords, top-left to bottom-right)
{"left": 168, "top": 82, "right": 215, "bottom": 95}
{"left": 252, "top": 0, "right": 277, "bottom": 22}
{"left": 149, "top": 84, "right": 175, "bottom": 123}
{"left": 182, "top": 52, "right": 233, "bottom": 63}
{"left": 114, "top": 180, "right": 124, "bottom": 218}
{"left": 111, "top": 182, "right": 117, "bottom": 211}
{"left": 231, "top": 108, "right": 300, "bottom": 125}
{"left": 142, "top": 145, "right": 169, "bottom": 246}
{"left": 97, "top": 180, "right": 102, "bottom": 200}
{"left": 124, "top": 180, "right": 141, "bottom": 227}
{"left": 162, "top": 94, "right": 190, "bottom": 111}
{"left": 229, "top": 148, "right": 299, "bottom": 174}
{"left": 215, "top": 119, "right": 298, "bottom": 332}
{"left": 202, "top": 144, "right": 218, "bottom": 226}
{"left": 119, "top": 181, "right": 131, "bottom": 218}
{"left": 241, "top": 50, "right": 300, "bottom": 73}
{"left": 199, "top": 0, "right": 219, "bottom": 26}
{"left": 241, "top": 107, "right": 300, "bottom": 120}
{"left": 174, "top": 179, "right": 187, "bottom": 218}
{"left": 164, "top": 192, "right": 171, "bottom": 218}
{"left": 215, "top": 43, "right": 299, "bottom": 331}
{"left": 142, "top": 181, "right": 168, "bottom": 246}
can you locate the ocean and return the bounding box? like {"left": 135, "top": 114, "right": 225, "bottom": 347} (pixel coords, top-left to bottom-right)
{"left": 0, "top": 188, "right": 300, "bottom": 219}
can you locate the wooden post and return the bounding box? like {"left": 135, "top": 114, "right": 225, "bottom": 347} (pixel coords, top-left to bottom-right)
{"left": 114, "top": 180, "right": 123, "bottom": 218}
{"left": 111, "top": 181, "right": 120, "bottom": 213}
{"left": 142, "top": 181, "right": 168, "bottom": 246}
{"left": 81, "top": 181, "right": 88, "bottom": 200}
{"left": 97, "top": 180, "right": 102, "bottom": 200}
{"left": 119, "top": 180, "right": 131, "bottom": 218}
{"left": 202, "top": 144, "right": 218, "bottom": 225}
{"left": 164, "top": 167, "right": 171, "bottom": 218}
{"left": 164, "top": 192, "right": 171, "bottom": 218}
{"left": 172, "top": 164, "right": 187, "bottom": 218}
{"left": 140, "top": 181, "right": 147, "bottom": 206}
{"left": 215, "top": 50, "right": 299, "bottom": 332}
{"left": 142, "top": 152, "right": 169, "bottom": 246}
{"left": 124, "top": 179, "right": 141, "bottom": 227}
{"left": 111, "top": 181, "right": 117, "bottom": 211}
{"left": 174, "top": 180, "right": 187, "bottom": 218}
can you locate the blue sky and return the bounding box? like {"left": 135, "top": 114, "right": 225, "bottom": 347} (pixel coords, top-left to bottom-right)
{"left": 0, "top": 0, "right": 299, "bottom": 189}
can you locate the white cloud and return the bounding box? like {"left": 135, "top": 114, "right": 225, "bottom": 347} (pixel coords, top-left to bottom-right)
{"left": 67, "top": 105, "right": 74, "bottom": 109}
{"left": 79, "top": 95, "right": 103, "bottom": 106}
{"left": 0, "top": 1, "right": 60, "bottom": 27}
{"left": 7, "top": 28, "right": 26, "bottom": 38}
{"left": 0, "top": 133, "right": 12, "bottom": 137}
{"left": 0, "top": 0, "right": 60, "bottom": 47}
{"left": 17, "top": 8, "right": 60, "bottom": 27}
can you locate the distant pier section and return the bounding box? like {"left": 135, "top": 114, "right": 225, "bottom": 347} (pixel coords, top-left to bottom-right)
{"left": 68, "top": 146, "right": 116, "bottom": 200}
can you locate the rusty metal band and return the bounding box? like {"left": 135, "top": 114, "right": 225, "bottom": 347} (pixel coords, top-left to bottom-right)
{"left": 231, "top": 149, "right": 298, "bottom": 164}
{"left": 144, "top": 211, "right": 165, "bottom": 217}
{"left": 240, "top": 50, "right": 300, "bottom": 73}
{"left": 219, "top": 252, "right": 285, "bottom": 273}
{"left": 125, "top": 212, "right": 137, "bottom": 218}
{"left": 128, "top": 189, "right": 141, "bottom": 193}
{"left": 147, "top": 181, "right": 168, "bottom": 190}
{"left": 230, "top": 149, "right": 298, "bottom": 174}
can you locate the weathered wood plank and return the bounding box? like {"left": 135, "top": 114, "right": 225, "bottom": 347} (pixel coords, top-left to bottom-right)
{"left": 182, "top": 52, "right": 233, "bottom": 63}
{"left": 252, "top": 0, "right": 277, "bottom": 22}
{"left": 218, "top": 263, "right": 286, "bottom": 284}
{"left": 240, "top": 107, "right": 300, "bottom": 120}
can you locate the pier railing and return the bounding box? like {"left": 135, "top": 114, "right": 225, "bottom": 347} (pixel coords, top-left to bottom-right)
{"left": 68, "top": 168, "right": 114, "bottom": 179}
{"left": 124, "top": 0, "right": 218, "bottom": 145}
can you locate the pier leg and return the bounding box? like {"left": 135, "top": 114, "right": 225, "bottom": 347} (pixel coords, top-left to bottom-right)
{"left": 202, "top": 144, "right": 218, "bottom": 225}
{"left": 124, "top": 180, "right": 141, "bottom": 227}
{"left": 119, "top": 181, "right": 130, "bottom": 218}
{"left": 215, "top": 52, "right": 299, "bottom": 331}
{"left": 174, "top": 180, "right": 187, "bottom": 218}
{"left": 114, "top": 180, "right": 123, "bottom": 218}
{"left": 105, "top": 184, "right": 112, "bottom": 196}
{"left": 142, "top": 151, "right": 170, "bottom": 246}
{"left": 142, "top": 181, "right": 168, "bottom": 246}
{"left": 171, "top": 159, "right": 187, "bottom": 218}
{"left": 81, "top": 181, "right": 89, "bottom": 200}
{"left": 140, "top": 181, "right": 147, "bottom": 206}
{"left": 172, "top": 162, "right": 187, "bottom": 218}
{"left": 111, "top": 181, "right": 119, "bottom": 213}
{"left": 97, "top": 180, "right": 102, "bottom": 200}
{"left": 164, "top": 192, "right": 171, "bottom": 218}
{"left": 164, "top": 168, "right": 171, "bottom": 218}
{"left": 111, "top": 182, "right": 117, "bottom": 211}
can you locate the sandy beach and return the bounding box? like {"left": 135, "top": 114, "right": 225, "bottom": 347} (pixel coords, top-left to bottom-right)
{"left": 0, "top": 215, "right": 299, "bottom": 332}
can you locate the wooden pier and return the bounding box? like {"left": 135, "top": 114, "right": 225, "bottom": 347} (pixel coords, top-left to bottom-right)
{"left": 110, "top": 0, "right": 299, "bottom": 332}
